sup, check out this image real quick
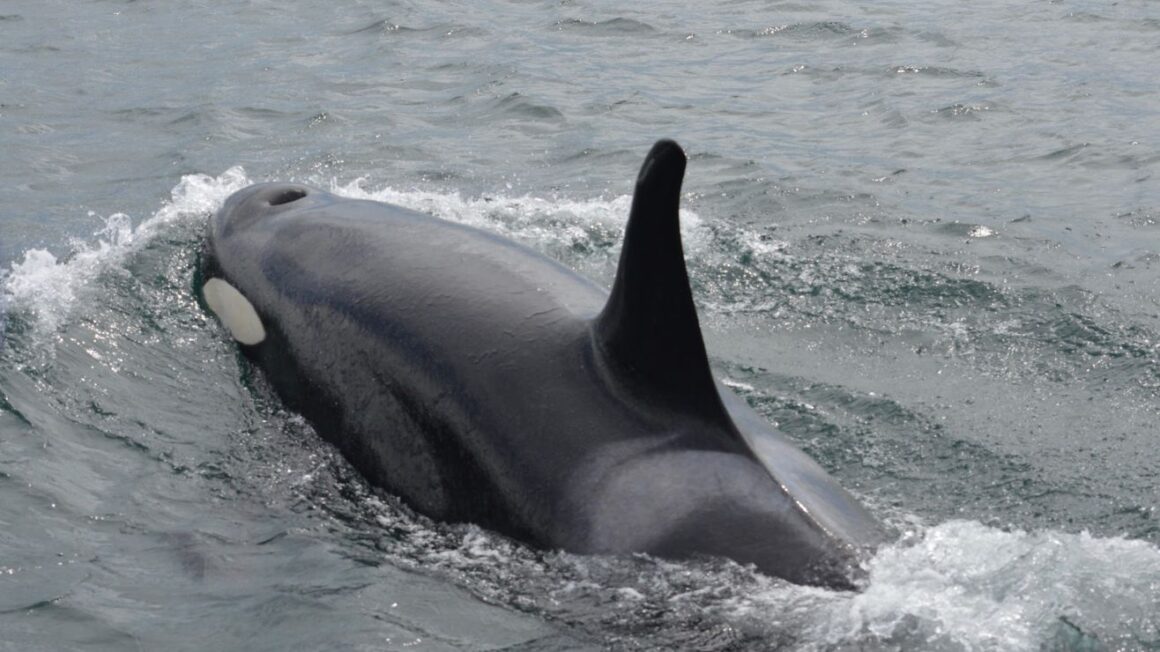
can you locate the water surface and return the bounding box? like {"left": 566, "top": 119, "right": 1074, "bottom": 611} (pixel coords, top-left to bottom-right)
{"left": 2, "top": 0, "right": 1159, "bottom": 649}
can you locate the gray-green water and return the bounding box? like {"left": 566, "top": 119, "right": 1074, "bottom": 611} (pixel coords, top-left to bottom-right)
{"left": 2, "top": 0, "right": 1159, "bottom": 649}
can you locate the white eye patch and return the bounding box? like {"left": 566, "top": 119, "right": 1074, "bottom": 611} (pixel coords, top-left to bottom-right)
{"left": 202, "top": 278, "right": 267, "bottom": 345}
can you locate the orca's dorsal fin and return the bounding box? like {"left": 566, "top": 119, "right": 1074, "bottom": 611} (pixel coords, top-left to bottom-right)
{"left": 593, "top": 140, "right": 730, "bottom": 425}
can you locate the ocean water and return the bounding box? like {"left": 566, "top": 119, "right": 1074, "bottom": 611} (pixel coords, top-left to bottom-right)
{"left": 2, "top": 0, "right": 1159, "bottom": 649}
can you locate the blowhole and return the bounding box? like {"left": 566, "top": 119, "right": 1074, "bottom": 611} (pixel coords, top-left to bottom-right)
{"left": 268, "top": 188, "right": 307, "bottom": 206}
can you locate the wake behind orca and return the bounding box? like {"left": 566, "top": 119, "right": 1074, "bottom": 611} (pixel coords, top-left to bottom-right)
{"left": 198, "top": 140, "right": 887, "bottom": 588}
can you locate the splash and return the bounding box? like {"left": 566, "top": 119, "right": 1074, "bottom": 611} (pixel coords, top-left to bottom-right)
{"left": 1, "top": 167, "right": 249, "bottom": 338}
{"left": 329, "top": 177, "right": 706, "bottom": 255}
{"left": 1, "top": 170, "right": 706, "bottom": 341}
{"left": 330, "top": 476, "right": 1160, "bottom": 650}
{"left": 718, "top": 520, "right": 1160, "bottom": 650}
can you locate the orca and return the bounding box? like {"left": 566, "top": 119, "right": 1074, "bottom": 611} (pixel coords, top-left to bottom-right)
{"left": 198, "top": 140, "right": 887, "bottom": 588}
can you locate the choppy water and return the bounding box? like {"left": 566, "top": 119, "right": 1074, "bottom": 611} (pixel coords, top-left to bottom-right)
{"left": 2, "top": 0, "right": 1159, "bottom": 649}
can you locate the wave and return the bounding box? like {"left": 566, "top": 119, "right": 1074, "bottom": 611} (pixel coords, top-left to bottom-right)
{"left": 1, "top": 168, "right": 705, "bottom": 342}
{"left": 341, "top": 476, "right": 1160, "bottom": 650}
{"left": 2, "top": 168, "right": 248, "bottom": 340}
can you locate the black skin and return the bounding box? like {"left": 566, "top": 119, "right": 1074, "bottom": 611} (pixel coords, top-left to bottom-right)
{"left": 199, "top": 140, "right": 888, "bottom": 588}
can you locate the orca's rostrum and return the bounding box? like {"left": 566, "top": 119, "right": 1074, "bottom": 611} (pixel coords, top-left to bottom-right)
{"left": 199, "top": 140, "right": 887, "bottom": 588}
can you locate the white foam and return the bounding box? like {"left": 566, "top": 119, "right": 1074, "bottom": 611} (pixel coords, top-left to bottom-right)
{"left": 721, "top": 377, "right": 756, "bottom": 392}
{"left": 4, "top": 213, "right": 133, "bottom": 335}
{"left": 2, "top": 167, "right": 249, "bottom": 338}
{"left": 329, "top": 178, "right": 707, "bottom": 254}
{"left": 311, "top": 449, "right": 1160, "bottom": 647}
{"left": 721, "top": 520, "right": 1160, "bottom": 649}
{"left": 2, "top": 168, "right": 706, "bottom": 339}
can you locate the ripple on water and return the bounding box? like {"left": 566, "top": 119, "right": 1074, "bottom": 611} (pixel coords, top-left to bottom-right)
{"left": 554, "top": 17, "right": 657, "bottom": 35}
